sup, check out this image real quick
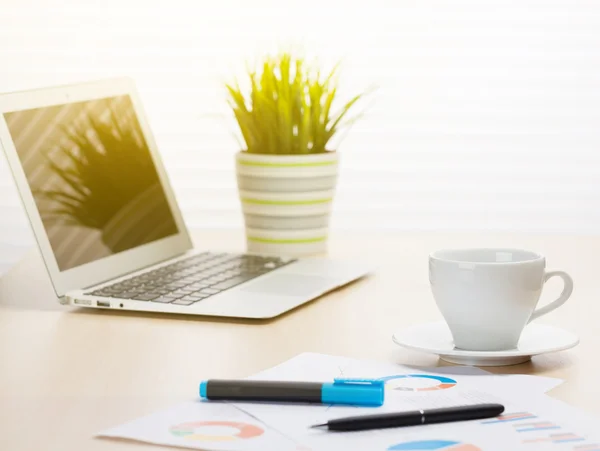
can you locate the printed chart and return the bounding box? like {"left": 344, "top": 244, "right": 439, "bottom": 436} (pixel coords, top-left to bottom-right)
{"left": 481, "top": 412, "right": 537, "bottom": 424}
{"left": 513, "top": 421, "right": 561, "bottom": 433}
{"left": 378, "top": 375, "right": 458, "bottom": 392}
{"left": 482, "top": 410, "right": 597, "bottom": 449}
{"left": 98, "top": 354, "right": 600, "bottom": 451}
{"left": 169, "top": 420, "right": 264, "bottom": 442}
{"left": 522, "top": 433, "right": 585, "bottom": 444}
{"left": 387, "top": 440, "right": 481, "bottom": 450}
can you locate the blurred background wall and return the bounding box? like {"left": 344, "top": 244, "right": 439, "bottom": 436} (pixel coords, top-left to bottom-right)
{"left": 1, "top": 0, "right": 600, "bottom": 273}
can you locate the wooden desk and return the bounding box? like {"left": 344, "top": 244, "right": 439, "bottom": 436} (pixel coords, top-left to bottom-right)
{"left": 0, "top": 230, "right": 597, "bottom": 450}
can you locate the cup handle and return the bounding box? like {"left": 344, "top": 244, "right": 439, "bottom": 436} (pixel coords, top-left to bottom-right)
{"left": 528, "top": 271, "right": 574, "bottom": 323}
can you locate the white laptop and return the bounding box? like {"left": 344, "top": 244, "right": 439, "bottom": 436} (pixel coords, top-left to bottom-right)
{"left": 0, "top": 77, "right": 369, "bottom": 319}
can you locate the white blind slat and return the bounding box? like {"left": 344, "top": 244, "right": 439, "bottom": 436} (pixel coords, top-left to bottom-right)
{"left": 1, "top": 0, "right": 600, "bottom": 274}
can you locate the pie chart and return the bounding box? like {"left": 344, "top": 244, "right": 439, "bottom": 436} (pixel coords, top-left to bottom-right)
{"left": 379, "top": 374, "right": 457, "bottom": 392}
{"left": 169, "top": 421, "right": 264, "bottom": 442}
{"left": 388, "top": 440, "right": 481, "bottom": 450}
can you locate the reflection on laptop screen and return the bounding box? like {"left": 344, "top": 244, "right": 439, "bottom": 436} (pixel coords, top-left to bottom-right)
{"left": 4, "top": 95, "right": 179, "bottom": 272}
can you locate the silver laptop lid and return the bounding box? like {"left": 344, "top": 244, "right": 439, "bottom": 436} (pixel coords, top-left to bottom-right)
{"left": 0, "top": 78, "right": 192, "bottom": 296}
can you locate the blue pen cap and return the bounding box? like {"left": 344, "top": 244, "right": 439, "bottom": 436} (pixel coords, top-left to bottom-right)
{"left": 321, "top": 378, "right": 385, "bottom": 406}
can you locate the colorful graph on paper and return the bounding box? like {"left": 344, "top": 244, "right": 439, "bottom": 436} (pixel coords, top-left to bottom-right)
{"left": 388, "top": 440, "right": 481, "bottom": 450}
{"left": 513, "top": 421, "right": 560, "bottom": 432}
{"left": 573, "top": 445, "right": 600, "bottom": 451}
{"left": 481, "top": 412, "right": 537, "bottom": 424}
{"left": 523, "top": 433, "right": 585, "bottom": 444}
{"left": 169, "top": 420, "right": 264, "bottom": 442}
{"left": 379, "top": 374, "right": 457, "bottom": 392}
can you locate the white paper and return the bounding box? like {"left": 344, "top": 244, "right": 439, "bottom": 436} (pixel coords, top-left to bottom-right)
{"left": 98, "top": 401, "right": 299, "bottom": 451}
{"left": 97, "top": 352, "right": 574, "bottom": 451}
{"left": 494, "top": 373, "right": 564, "bottom": 394}
{"left": 233, "top": 353, "right": 564, "bottom": 440}
{"left": 299, "top": 395, "right": 600, "bottom": 451}
{"left": 232, "top": 353, "right": 579, "bottom": 450}
{"left": 232, "top": 353, "right": 547, "bottom": 442}
{"left": 249, "top": 353, "right": 562, "bottom": 395}
{"left": 100, "top": 397, "right": 600, "bottom": 451}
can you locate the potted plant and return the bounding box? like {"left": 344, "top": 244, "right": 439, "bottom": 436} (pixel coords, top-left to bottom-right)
{"left": 227, "top": 52, "right": 368, "bottom": 256}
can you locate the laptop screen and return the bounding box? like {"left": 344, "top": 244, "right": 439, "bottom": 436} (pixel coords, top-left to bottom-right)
{"left": 4, "top": 95, "right": 179, "bottom": 272}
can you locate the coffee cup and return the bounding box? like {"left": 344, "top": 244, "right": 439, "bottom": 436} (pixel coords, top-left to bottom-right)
{"left": 429, "top": 248, "right": 573, "bottom": 351}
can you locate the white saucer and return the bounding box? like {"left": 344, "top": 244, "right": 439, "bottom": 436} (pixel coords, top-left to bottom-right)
{"left": 392, "top": 322, "right": 579, "bottom": 367}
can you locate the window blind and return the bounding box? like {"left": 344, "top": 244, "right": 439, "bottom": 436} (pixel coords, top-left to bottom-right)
{"left": 1, "top": 0, "right": 600, "bottom": 272}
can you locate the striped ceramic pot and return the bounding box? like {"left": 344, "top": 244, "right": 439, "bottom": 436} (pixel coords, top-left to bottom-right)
{"left": 235, "top": 151, "right": 339, "bottom": 256}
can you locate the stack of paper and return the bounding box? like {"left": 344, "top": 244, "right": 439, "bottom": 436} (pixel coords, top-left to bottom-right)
{"left": 99, "top": 353, "right": 600, "bottom": 451}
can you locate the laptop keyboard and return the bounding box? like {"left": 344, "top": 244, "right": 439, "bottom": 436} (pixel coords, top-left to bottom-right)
{"left": 86, "top": 252, "right": 294, "bottom": 306}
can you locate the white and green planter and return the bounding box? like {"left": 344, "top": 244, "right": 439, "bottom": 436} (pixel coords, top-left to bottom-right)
{"left": 236, "top": 151, "right": 339, "bottom": 256}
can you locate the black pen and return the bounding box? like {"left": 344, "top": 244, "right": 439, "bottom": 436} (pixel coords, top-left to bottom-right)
{"left": 311, "top": 403, "right": 505, "bottom": 432}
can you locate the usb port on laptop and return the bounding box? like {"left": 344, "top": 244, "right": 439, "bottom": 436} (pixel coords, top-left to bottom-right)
{"left": 97, "top": 301, "right": 110, "bottom": 308}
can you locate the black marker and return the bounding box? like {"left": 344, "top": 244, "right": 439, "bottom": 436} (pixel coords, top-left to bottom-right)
{"left": 311, "top": 403, "right": 505, "bottom": 431}
{"left": 199, "top": 378, "right": 385, "bottom": 406}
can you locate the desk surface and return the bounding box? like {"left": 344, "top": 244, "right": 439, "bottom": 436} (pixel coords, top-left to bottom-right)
{"left": 0, "top": 230, "right": 597, "bottom": 450}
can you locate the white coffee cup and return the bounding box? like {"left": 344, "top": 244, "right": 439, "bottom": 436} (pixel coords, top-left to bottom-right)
{"left": 429, "top": 248, "right": 573, "bottom": 351}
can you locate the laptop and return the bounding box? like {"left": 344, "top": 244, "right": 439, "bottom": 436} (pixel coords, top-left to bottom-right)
{"left": 0, "top": 77, "right": 369, "bottom": 319}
